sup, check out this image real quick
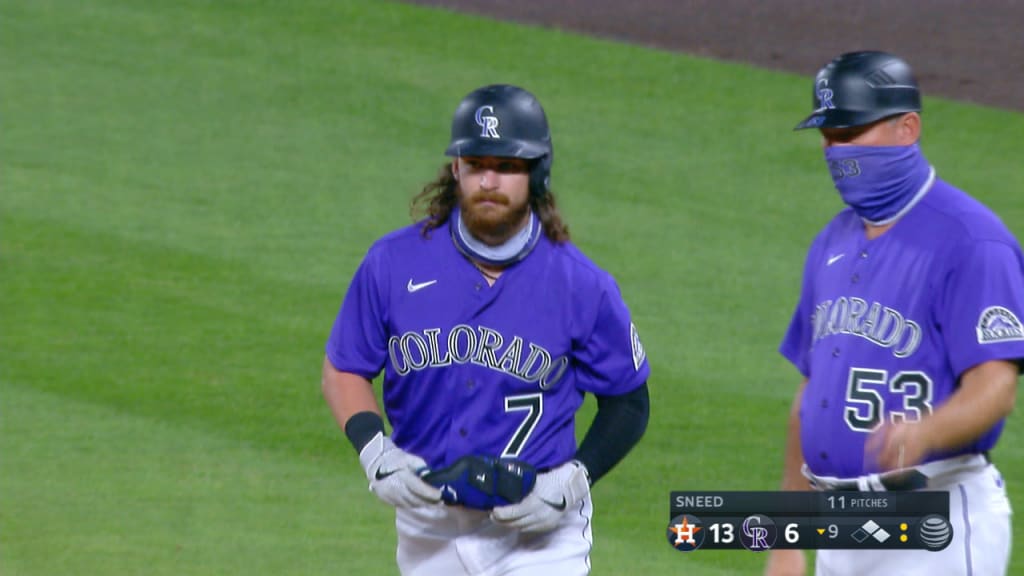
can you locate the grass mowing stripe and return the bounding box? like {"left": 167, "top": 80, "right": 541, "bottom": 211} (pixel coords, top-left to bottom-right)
{"left": 1, "top": 210, "right": 345, "bottom": 456}
{"left": 0, "top": 382, "right": 395, "bottom": 576}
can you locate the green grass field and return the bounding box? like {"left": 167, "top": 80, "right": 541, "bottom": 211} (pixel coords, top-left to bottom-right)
{"left": 2, "top": 1, "right": 1023, "bottom": 574}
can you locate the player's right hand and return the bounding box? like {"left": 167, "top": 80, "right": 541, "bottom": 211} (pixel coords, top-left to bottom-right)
{"left": 359, "top": 432, "right": 442, "bottom": 508}
{"left": 763, "top": 548, "right": 806, "bottom": 576}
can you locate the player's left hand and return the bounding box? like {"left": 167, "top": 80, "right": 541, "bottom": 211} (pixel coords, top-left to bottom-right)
{"left": 490, "top": 460, "right": 590, "bottom": 534}
{"left": 866, "top": 421, "right": 933, "bottom": 472}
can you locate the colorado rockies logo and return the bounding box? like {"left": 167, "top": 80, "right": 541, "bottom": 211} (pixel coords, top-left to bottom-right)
{"left": 740, "top": 515, "right": 777, "bottom": 551}
{"left": 816, "top": 79, "right": 835, "bottom": 110}
{"left": 475, "top": 105, "right": 501, "bottom": 138}
{"left": 976, "top": 306, "right": 1024, "bottom": 343}
{"left": 630, "top": 322, "right": 646, "bottom": 371}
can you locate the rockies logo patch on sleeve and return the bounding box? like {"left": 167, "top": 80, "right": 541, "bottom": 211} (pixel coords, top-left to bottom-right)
{"left": 976, "top": 306, "right": 1024, "bottom": 343}
{"left": 630, "top": 322, "right": 646, "bottom": 370}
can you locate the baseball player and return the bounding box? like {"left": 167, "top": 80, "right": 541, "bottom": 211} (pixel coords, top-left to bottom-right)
{"left": 765, "top": 51, "right": 1022, "bottom": 576}
{"left": 322, "top": 84, "right": 650, "bottom": 575}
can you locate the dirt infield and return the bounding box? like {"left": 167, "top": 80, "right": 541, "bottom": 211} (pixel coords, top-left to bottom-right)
{"left": 404, "top": 0, "right": 1024, "bottom": 112}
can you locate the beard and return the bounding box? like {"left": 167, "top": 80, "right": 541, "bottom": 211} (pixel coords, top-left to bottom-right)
{"left": 458, "top": 190, "right": 532, "bottom": 245}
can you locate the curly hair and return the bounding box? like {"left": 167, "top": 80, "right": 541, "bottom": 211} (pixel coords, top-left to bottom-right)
{"left": 409, "top": 162, "right": 570, "bottom": 242}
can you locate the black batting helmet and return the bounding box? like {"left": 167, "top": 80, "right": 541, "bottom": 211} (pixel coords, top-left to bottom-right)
{"left": 445, "top": 84, "right": 553, "bottom": 195}
{"left": 794, "top": 51, "right": 921, "bottom": 130}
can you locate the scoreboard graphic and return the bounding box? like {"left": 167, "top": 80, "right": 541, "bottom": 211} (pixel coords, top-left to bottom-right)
{"left": 667, "top": 492, "right": 951, "bottom": 551}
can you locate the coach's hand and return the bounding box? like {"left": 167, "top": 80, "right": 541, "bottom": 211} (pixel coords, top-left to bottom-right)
{"left": 764, "top": 548, "right": 806, "bottom": 576}
{"left": 867, "top": 421, "right": 932, "bottom": 472}
{"left": 490, "top": 460, "right": 590, "bottom": 534}
{"left": 359, "top": 432, "right": 442, "bottom": 508}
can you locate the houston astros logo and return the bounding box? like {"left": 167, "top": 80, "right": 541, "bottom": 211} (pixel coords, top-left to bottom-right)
{"left": 475, "top": 105, "right": 501, "bottom": 138}
{"left": 667, "top": 514, "right": 705, "bottom": 552}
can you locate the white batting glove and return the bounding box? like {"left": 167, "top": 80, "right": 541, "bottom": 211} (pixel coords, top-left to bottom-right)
{"left": 359, "top": 432, "right": 442, "bottom": 508}
{"left": 490, "top": 460, "right": 590, "bottom": 533}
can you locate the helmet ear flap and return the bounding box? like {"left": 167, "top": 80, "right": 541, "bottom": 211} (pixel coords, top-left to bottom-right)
{"left": 529, "top": 154, "right": 552, "bottom": 197}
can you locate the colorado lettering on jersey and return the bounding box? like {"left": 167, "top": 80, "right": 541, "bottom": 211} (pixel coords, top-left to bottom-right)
{"left": 387, "top": 324, "right": 570, "bottom": 390}
{"left": 811, "top": 297, "right": 922, "bottom": 358}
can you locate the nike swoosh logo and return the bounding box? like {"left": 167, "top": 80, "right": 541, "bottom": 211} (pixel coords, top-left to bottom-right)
{"left": 827, "top": 254, "right": 845, "bottom": 266}
{"left": 407, "top": 279, "right": 438, "bottom": 293}
{"left": 541, "top": 496, "right": 567, "bottom": 511}
{"left": 375, "top": 468, "right": 397, "bottom": 481}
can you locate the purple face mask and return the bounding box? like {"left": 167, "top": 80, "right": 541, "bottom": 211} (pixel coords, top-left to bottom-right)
{"left": 824, "top": 143, "right": 934, "bottom": 225}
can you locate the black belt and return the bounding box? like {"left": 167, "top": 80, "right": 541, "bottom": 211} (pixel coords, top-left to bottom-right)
{"left": 814, "top": 452, "right": 989, "bottom": 492}
{"left": 826, "top": 469, "right": 929, "bottom": 492}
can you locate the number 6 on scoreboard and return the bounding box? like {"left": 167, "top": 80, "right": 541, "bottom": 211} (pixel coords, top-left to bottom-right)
{"left": 785, "top": 523, "right": 800, "bottom": 544}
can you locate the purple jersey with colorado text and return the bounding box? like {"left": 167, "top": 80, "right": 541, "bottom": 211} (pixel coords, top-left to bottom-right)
{"left": 780, "top": 178, "right": 1024, "bottom": 477}
{"left": 326, "top": 217, "right": 650, "bottom": 470}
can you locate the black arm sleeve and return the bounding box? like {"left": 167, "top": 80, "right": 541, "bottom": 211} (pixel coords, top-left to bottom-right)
{"left": 573, "top": 382, "right": 650, "bottom": 485}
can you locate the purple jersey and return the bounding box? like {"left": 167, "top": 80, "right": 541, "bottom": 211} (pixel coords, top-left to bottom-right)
{"left": 326, "top": 218, "right": 650, "bottom": 470}
{"left": 780, "top": 178, "right": 1024, "bottom": 477}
